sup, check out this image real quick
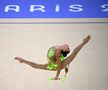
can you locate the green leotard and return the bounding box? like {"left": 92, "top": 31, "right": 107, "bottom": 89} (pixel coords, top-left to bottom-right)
{"left": 47, "top": 48, "right": 65, "bottom": 70}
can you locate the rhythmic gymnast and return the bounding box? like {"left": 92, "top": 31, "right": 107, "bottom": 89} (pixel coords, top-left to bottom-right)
{"left": 15, "top": 35, "right": 91, "bottom": 80}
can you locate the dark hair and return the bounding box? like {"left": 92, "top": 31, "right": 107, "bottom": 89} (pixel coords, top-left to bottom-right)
{"left": 61, "top": 50, "right": 70, "bottom": 57}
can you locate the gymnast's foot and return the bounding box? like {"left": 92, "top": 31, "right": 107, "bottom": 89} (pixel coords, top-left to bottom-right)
{"left": 83, "top": 35, "right": 91, "bottom": 45}
{"left": 14, "top": 57, "right": 24, "bottom": 63}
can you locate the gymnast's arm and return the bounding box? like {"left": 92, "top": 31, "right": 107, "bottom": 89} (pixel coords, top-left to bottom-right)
{"left": 54, "top": 49, "right": 62, "bottom": 80}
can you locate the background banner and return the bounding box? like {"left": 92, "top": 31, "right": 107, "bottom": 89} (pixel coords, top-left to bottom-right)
{"left": 0, "top": 0, "right": 108, "bottom": 18}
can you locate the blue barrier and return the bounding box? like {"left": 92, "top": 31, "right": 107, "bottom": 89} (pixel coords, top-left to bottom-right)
{"left": 0, "top": 0, "right": 108, "bottom": 18}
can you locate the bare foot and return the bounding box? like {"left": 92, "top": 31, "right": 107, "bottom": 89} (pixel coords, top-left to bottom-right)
{"left": 83, "top": 35, "right": 91, "bottom": 44}
{"left": 14, "top": 57, "right": 24, "bottom": 63}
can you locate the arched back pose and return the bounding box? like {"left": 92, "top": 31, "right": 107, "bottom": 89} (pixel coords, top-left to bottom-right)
{"left": 15, "top": 35, "right": 91, "bottom": 80}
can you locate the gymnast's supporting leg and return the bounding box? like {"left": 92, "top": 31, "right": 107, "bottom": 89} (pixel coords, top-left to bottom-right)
{"left": 14, "top": 57, "right": 55, "bottom": 71}
{"left": 62, "top": 35, "right": 91, "bottom": 69}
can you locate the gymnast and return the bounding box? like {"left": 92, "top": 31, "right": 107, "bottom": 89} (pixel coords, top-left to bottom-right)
{"left": 15, "top": 35, "right": 91, "bottom": 80}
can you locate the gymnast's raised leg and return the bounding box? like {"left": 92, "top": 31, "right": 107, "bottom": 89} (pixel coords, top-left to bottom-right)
{"left": 62, "top": 35, "right": 91, "bottom": 68}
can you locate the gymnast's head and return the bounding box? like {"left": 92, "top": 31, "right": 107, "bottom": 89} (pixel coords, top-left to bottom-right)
{"left": 60, "top": 44, "right": 70, "bottom": 57}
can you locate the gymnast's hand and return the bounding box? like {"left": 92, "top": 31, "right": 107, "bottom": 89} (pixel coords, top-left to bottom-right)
{"left": 54, "top": 77, "right": 60, "bottom": 80}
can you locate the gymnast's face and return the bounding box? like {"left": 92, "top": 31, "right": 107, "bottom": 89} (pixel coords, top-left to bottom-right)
{"left": 61, "top": 44, "right": 70, "bottom": 57}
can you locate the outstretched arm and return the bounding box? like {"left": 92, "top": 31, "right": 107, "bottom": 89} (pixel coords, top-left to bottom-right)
{"left": 54, "top": 49, "right": 62, "bottom": 80}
